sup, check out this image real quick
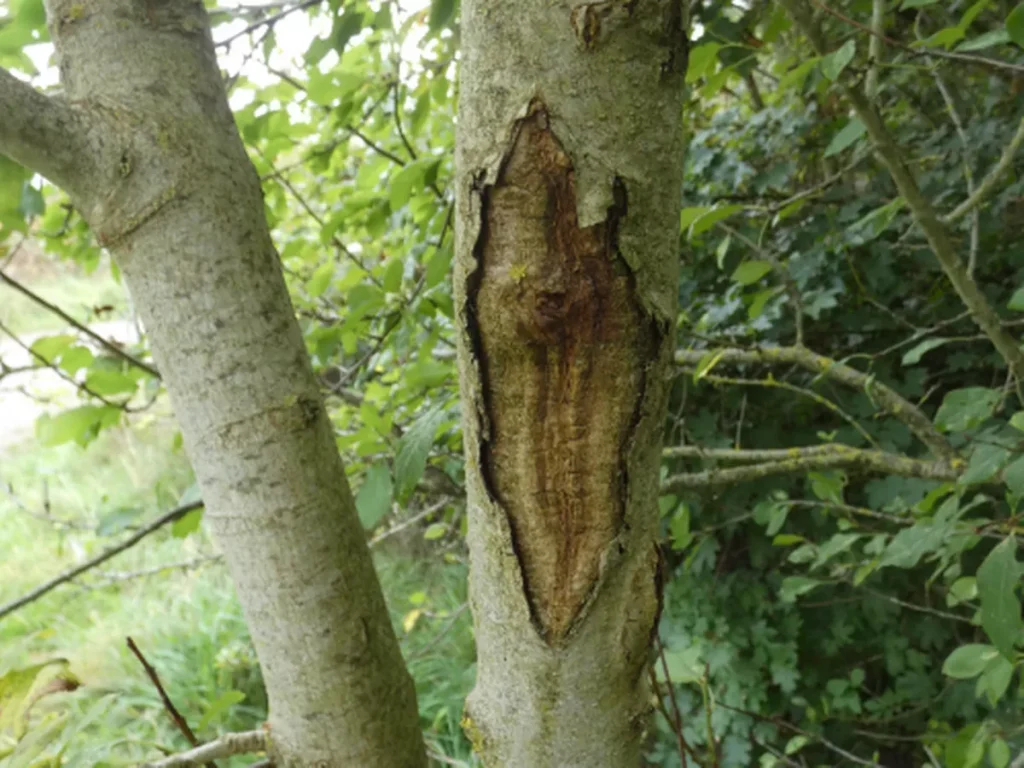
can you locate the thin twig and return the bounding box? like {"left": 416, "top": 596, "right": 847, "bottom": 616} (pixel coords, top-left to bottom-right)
{"left": 140, "top": 730, "right": 266, "bottom": 768}
{"left": 215, "top": 0, "right": 321, "bottom": 47}
{"left": 0, "top": 501, "right": 203, "bottom": 621}
{"left": 0, "top": 269, "right": 158, "bottom": 376}
{"left": 809, "top": 0, "right": 1024, "bottom": 76}
{"left": 943, "top": 117, "right": 1024, "bottom": 226}
{"left": 126, "top": 636, "right": 211, "bottom": 766}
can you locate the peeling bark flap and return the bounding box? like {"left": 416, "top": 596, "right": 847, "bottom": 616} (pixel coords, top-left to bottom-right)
{"left": 469, "top": 104, "right": 655, "bottom": 643}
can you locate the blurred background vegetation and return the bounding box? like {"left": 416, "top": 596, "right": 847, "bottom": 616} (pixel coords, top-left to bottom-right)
{"left": 1, "top": 0, "right": 1023, "bottom": 766}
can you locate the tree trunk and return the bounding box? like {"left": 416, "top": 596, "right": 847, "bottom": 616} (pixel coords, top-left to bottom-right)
{"left": 0, "top": 2, "right": 425, "bottom": 766}
{"left": 453, "top": 1, "right": 688, "bottom": 765}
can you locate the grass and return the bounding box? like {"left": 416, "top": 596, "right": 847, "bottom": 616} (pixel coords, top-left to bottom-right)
{"left": 1, "top": 418, "right": 477, "bottom": 767}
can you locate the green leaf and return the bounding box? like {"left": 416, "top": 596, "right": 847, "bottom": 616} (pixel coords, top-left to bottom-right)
{"left": 1009, "top": 2, "right": 1024, "bottom": 46}
{"left": 429, "top": 0, "right": 457, "bottom": 31}
{"left": 0, "top": 659, "right": 75, "bottom": 739}
{"left": 821, "top": 39, "right": 855, "bottom": 81}
{"left": 880, "top": 521, "right": 947, "bottom": 569}
{"left": 956, "top": 28, "right": 1011, "bottom": 50}
{"left": 847, "top": 197, "right": 905, "bottom": 242}
{"left": 780, "top": 576, "right": 823, "bottom": 602}
{"left": 30, "top": 334, "right": 75, "bottom": 362}
{"left": 423, "top": 522, "right": 446, "bottom": 540}
{"left": 942, "top": 644, "right": 997, "bottom": 678}
{"left": 1011, "top": 411, "right": 1024, "bottom": 431}
{"left": 688, "top": 204, "right": 743, "bottom": 237}
{"left": 747, "top": 286, "right": 781, "bottom": 319}
{"left": 901, "top": 337, "right": 951, "bottom": 366}
{"left": 394, "top": 408, "right": 443, "bottom": 500}
{"left": 989, "top": 739, "right": 1011, "bottom": 768}
{"left": 656, "top": 645, "right": 703, "bottom": 683}
{"left": 307, "top": 261, "right": 334, "bottom": 298}
{"left": 197, "top": 690, "right": 245, "bottom": 733}
{"left": 59, "top": 346, "right": 93, "bottom": 375}
{"left": 389, "top": 158, "right": 437, "bottom": 212}
{"left": 35, "top": 405, "right": 120, "bottom": 447}
{"left": 960, "top": 443, "right": 1011, "bottom": 485}
{"left": 1004, "top": 455, "right": 1024, "bottom": 497}
{"left": 975, "top": 653, "right": 1013, "bottom": 706}
{"left": 670, "top": 504, "right": 692, "bottom": 551}
{"left": 355, "top": 464, "right": 392, "bottom": 529}
{"left": 332, "top": 9, "right": 364, "bottom": 52}
{"left": 917, "top": 25, "right": 966, "bottom": 48}
{"left": 383, "top": 257, "right": 404, "bottom": 293}
{"left": 901, "top": 0, "right": 939, "bottom": 7}
{"left": 1008, "top": 286, "right": 1024, "bottom": 310}
{"left": 731, "top": 260, "right": 773, "bottom": 285}
{"left": 824, "top": 118, "right": 866, "bottom": 157}
{"left": 784, "top": 735, "right": 809, "bottom": 755}
{"left": 934, "top": 387, "right": 999, "bottom": 432}
{"left": 777, "top": 58, "right": 818, "bottom": 93}
{"left": 686, "top": 42, "right": 721, "bottom": 83}
{"left": 84, "top": 369, "right": 137, "bottom": 396}
{"left": 976, "top": 536, "right": 1022, "bottom": 657}
{"left": 172, "top": 507, "right": 203, "bottom": 538}
{"left": 772, "top": 534, "right": 805, "bottom": 546}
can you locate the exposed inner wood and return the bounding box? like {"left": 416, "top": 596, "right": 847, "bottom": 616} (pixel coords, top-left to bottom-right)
{"left": 470, "top": 105, "right": 654, "bottom": 642}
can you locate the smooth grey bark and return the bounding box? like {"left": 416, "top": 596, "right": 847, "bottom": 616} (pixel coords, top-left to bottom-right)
{"left": 0, "top": 2, "right": 425, "bottom": 766}
{"left": 453, "top": 1, "right": 688, "bottom": 765}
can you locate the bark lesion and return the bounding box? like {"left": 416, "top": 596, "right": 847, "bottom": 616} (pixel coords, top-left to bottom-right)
{"left": 467, "top": 103, "right": 656, "bottom": 643}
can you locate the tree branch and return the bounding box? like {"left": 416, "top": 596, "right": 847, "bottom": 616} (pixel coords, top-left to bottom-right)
{"left": 0, "top": 68, "right": 92, "bottom": 195}
{"left": 675, "top": 346, "right": 956, "bottom": 461}
{"left": 663, "top": 444, "right": 958, "bottom": 491}
{"left": 783, "top": 0, "right": 1024, "bottom": 389}
{"left": 0, "top": 501, "right": 202, "bottom": 621}
{"left": 943, "top": 116, "right": 1024, "bottom": 226}
{"left": 140, "top": 730, "right": 266, "bottom": 768}
{"left": 0, "top": 269, "right": 160, "bottom": 378}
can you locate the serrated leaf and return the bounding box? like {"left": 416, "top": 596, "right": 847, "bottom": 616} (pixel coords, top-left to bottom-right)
{"left": 731, "top": 260, "right": 773, "bottom": 285}
{"left": 960, "top": 443, "right": 1010, "bottom": 485}
{"left": 821, "top": 39, "right": 855, "bottom": 81}
{"left": 901, "top": 337, "right": 950, "bottom": 366}
{"left": 394, "top": 408, "right": 443, "bottom": 500}
{"left": 355, "top": 464, "right": 392, "bottom": 529}
{"left": 656, "top": 645, "right": 703, "bottom": 683}
{"left": 824, "top": 118, "right": 866, "bottom": 157}
{"left": 942, "top": 644, "right": 997, "bottom": 678}
{"left": 976, "top": 536, "right": 1022, "bottom": 657}
{"left": 934, "top": 387, "right": 999, "bottom": 432}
